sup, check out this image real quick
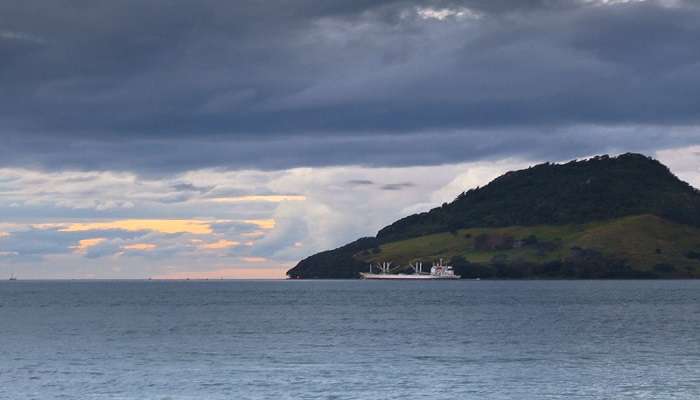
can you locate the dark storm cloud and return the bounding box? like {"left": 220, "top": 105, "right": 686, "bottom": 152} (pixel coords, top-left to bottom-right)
{"left": 381, "top": 182, "right": 416, "bottom": 191}
{"left": 171, "top": 183, "right": 214, "bottom": 194}
{"left": 1, "top": 0, "right": 700, "bottom": 172}
{"left": 346, "top": 179, "right": 375, "bottom": 186}
{"left": 345, "top": 179, "right": 415, "bottom": 190}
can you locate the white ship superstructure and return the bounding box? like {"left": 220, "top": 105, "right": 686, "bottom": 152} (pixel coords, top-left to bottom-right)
{"left": 360, "top": 259, "right": 460, "bottom": 280}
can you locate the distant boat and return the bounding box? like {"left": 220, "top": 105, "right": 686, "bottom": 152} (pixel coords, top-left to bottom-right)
{"left": 360, "top": 259, "right": 461, "bottom": 280}
{"left": 8, "top": 273, "right": 17, "bottom": 281}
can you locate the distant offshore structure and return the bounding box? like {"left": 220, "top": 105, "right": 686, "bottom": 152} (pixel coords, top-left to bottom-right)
{"left": 360, "top": 259, "right": 460, "bottom": 280}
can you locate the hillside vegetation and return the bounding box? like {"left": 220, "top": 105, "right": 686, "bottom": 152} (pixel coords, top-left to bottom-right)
{"left": 287, "top": 154, "right": 700, "bottom": 279}
{"left": 358, "top": 215, "right": 700, "bottom": 279}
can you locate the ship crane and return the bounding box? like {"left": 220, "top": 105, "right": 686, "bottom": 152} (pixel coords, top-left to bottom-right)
{"left": 409, "top": 261, "right": 424, "bottom": 275}
{"left": 369, "top": 261, "right": 393, "bottom": 274}
{"left": 381, "top": 261, "right": 392, "bottom": 274}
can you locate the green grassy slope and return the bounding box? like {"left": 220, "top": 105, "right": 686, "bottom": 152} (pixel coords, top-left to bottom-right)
{"left": 355, "top": 215, "right": 700, "bottom": 278}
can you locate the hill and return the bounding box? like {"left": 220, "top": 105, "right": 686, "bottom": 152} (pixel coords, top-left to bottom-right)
{"left": 287, "top": 154, "right": 700, "bottom": 279}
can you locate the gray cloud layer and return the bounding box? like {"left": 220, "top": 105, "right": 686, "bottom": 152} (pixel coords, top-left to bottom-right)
{"left": 2, "top": 0, "right": 700, "bottom": 172}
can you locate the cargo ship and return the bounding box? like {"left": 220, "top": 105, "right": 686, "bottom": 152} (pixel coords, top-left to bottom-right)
{"left": 359, "top": 259, "right": 460, "bottom": 280}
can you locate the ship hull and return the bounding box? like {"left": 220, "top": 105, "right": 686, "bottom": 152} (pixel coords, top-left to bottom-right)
{"left": 359, "top": 273, "right": 460, "bottom": 280}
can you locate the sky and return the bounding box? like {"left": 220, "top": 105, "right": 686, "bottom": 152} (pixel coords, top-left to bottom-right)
{"left": 1, "top": 0, "right": 700, "bottom": 278}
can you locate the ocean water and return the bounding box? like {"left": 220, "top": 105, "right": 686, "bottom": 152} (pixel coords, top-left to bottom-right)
{"left": 0, "top": 280, "right": 698, "bottom": 400}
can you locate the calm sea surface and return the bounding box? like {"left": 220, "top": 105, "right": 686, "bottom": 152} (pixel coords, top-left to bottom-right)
{"left": 0, "top": 280, "right": 698, "bottom": 399}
